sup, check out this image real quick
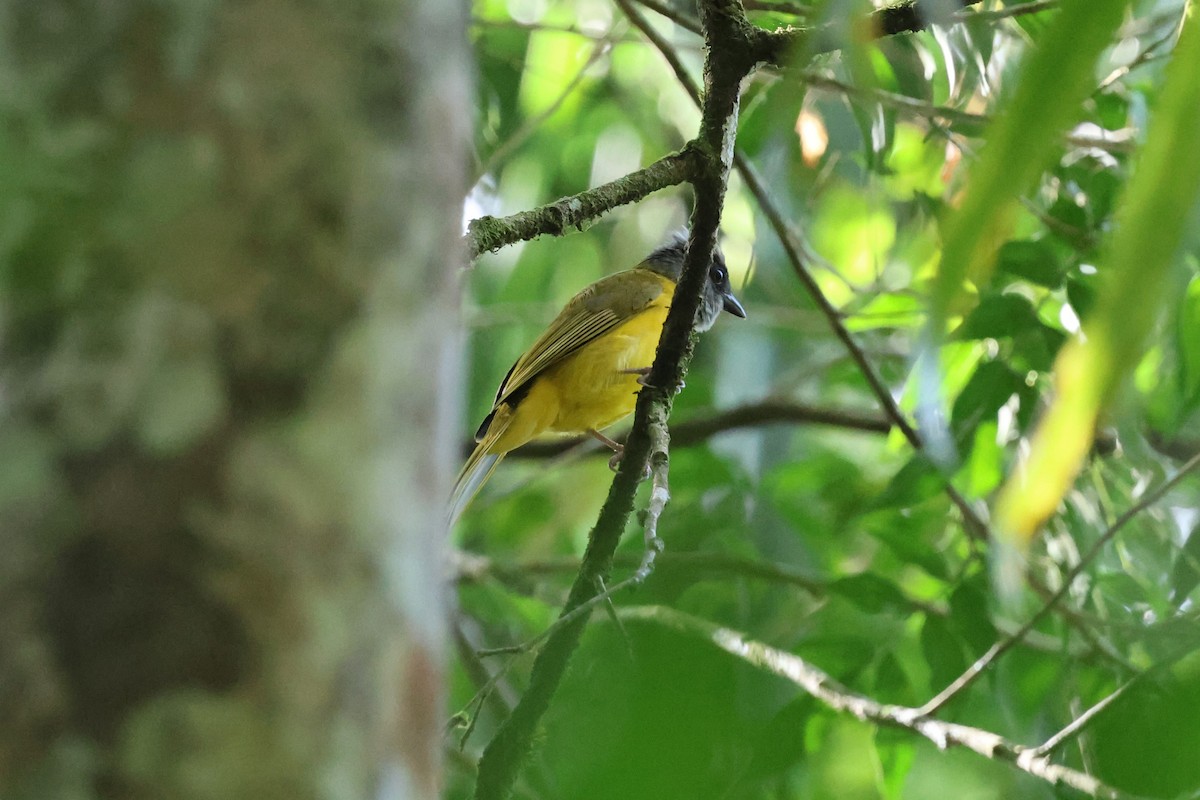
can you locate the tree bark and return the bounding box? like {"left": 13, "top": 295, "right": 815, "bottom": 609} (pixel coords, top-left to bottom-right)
{"left": 0, "top": 1, "right": 468, "bottom": 797}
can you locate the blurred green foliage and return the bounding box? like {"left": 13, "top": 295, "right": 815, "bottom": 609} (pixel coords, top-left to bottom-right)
{"left": 1, "top": 4, "right": 423, "bottom": 795}
{"left": 452, "top": 1, "right": 1200, "bottom": 798}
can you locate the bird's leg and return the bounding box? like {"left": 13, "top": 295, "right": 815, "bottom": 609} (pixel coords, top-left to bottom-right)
{"left": 588, "top": 428, "right": 625, "bottom": 471}
{"left": 589, "top": 429, "right": 652, "bottom": 480}
{"left": 619, "top": 366, "right": 653, "bottom": 387}
{"left": 619, "top": 367, "right": 684, "bottom": 393}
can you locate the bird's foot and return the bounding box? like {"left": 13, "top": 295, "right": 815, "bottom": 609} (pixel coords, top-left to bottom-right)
{"left": 587, "top": 429, "right": 650, "bottom": 477}
{"left": 620, "top": 367, "right": 684, "bottom": 393}
{"left": 610, "top": 449, "right": 652, "bottom": 480}
{"left": 588, "top": 429, "right": 625, "bottom": 471}
{"left": 620, "top": 366, "right": 654, "bottom": 387}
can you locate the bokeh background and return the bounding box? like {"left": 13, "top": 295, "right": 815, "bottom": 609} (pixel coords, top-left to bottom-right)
{"left": 452, "top": 1, "right": 1200, "bottom": 798}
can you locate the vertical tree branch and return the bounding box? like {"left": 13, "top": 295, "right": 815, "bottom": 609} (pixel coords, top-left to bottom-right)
{"left": 470, "top": 1, "right": 760, "bottom": 797}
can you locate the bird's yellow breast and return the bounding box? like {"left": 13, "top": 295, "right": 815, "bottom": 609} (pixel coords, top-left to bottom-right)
{"left": 483, "top": 275, "right": 674, "bottom": 454}
{"left": 542, "top": 295, "right": 671, "bottom": 433}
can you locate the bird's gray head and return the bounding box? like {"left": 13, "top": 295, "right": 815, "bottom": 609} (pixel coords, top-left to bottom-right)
{"left": 643, "top": 230, "right": 746, "bottom": 331}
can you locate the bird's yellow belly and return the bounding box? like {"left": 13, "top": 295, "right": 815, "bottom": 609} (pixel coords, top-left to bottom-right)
{"left": 480, "top": 291, "right": 671, "bottom": 457}
{"left": 542, "top": 305, "right": 668, "bottom": 434}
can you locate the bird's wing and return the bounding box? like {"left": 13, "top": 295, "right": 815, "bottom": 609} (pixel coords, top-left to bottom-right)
{"left": 490, "top": 268, "right": 668, "bottom": 410}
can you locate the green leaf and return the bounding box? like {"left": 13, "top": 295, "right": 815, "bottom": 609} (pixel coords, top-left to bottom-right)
{"left": 1177, "top": 276, "right": 1200, "bottom": 408}
{"left": 871, "top": 454, "right": 943, "bottom": 510}
{"left": 1169, "top": 522, "right": 1200, "bottom": 605}
{"left": 1066, "top": 271, "right": 1099, "bottom": 320}
{"left": 930, "top": 0, "right": 1129, "bottom": 327}
{"left": 1009, "top": 323, "right": 1067, "bottom": 374}
{"left": 845, "top": 292, "right": 924, "bottom": 332}
{"left": 957, "top": 421, "right": 1003, "bottom": 498}
{"left": 1094, "top": 89, "right": 1130, "bottom": 130}
{"left": 953, "top": 293, "right": 1040, "bottom": 340}
{"left": 1093, "top": 652, "right": 1200, "bottom": 797}
{"left": 946, "top": 579, "right": 997, "bottom": 655}
{"left": 920, "top": 614, "right": 968, "bottom": 692}
{"left": 741, "top": 696, "right": 814, "bottom": 782}
{"left": 861, "top": 506, "right": 953, "bottom": 580}
{"left": 950, "top": 360, "right": 1021, "bottom": 448}
{"left": 829, "top": 573, "right": 910, "bottom": 614}
{"left": 995, "top": 239, "right": 1063, "bottom": 288}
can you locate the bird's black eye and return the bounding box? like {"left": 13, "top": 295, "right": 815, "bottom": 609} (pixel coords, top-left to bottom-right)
{"left": 710, "top": 265, "right": 728, "bottom": 285}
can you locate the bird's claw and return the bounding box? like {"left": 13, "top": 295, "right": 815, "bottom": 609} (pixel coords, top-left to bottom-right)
{"left": 621, "top": 367, "right": 684, "bottom": 393}
{"left": 606, "top": 448, "right": 651, "bottom": 480}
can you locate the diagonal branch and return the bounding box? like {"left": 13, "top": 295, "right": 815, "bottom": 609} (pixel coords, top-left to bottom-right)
{"left": 737, "top": 156, "right": 989, "bottom": 541}
{"left": 638, "top": 0, "right": 1004, "bottom": 59}
{"left": 466, "top": 147, "right": 697, "bottom": 258}
{"left": 483, "top": 399, "right": 1144, "bottom": 461}
{"left": 1033, "top": 674, "right": 1139, "bottom": 757}
{"left": 633, "top": 0, "right": 703, "bottom": 35}
{"left": 495, "top": 398, "right": 891, "bottom": 459}
{"left": 751, "top": 0, "right": 990, "bottom": 63}
{"left": 622, "top": 605, "right": 1132, "bottom": 800}
{"left": 620, "top": 0, "right": 990, "bottom": 540}
{"left": 779, "top": 68, "right": 1135, "bottom": 154}
{"left": 465, "top": 0, "right": 1051, "bottom": 264}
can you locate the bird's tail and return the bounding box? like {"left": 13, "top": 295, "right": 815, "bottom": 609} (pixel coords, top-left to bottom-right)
{"left": 448, "top": 415, "right": 510, "bottom": 526}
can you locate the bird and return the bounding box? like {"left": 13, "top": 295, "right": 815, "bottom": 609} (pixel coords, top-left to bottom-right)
{"left": 450, "top": 231, "right": 746, "bottom": 523}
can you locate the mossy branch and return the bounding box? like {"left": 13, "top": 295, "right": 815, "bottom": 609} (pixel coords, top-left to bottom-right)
{"left": 465, "top": 148, "right": 697, "bottom": 259}
{"left": 469, "top": 1, "right": 756, "bottom": 797}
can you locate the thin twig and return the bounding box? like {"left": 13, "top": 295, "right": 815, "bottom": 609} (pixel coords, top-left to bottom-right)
{"left": 750, "top": 0, "right": 985, "bottom": 63}
{"left": 617, "top": 0, "right": 701, "bottom": 99}
{"left": 632, "top": 0, "right": 703, "bottom": 35}
{"left": 469, "top": 16, "right": 636, "bottom": 42}
{"left": 452, "top": 566, "right": 650, "bottom": 753}
{"left": 476, "top": 25, "right": 623, "bottom": 181}
{"left": 916, "top": 452, "right": 1200, "bottom": 717}
{"left": 1033, "top": 675, "right": 1138, "bottom": 757}
{"left": 620, "top": 605, "right": 1132, "bottom": 800}
{"left": 1098, "top": 3, "right": 1186, "bottom": 91}
{"left": 622, "top": 0, "right": 991, "bottom": 542}
{"left": 450, "top": 620, "right": 520, "bottom": 749}
{"left": 781, "top": 69, "right": 1136, "bottom": 155}
{"left": 738, "top": 153, "right": 991, "bottom": 541}
{"left": 794, "top": 69, "right": 988, "bottom": 128}
{"left": 742, "top": 0, "right": 811, "bottom": 16}
{"left": 466, "top": 399, "right": 1142, "bottom": 464}
{"left": 455, "top": 549, "right": 942, "bottom": 614}
{"left": 959, "top": 0, "right": 1060, "bottom": 23}
{"left": 481, "top": 399, "right": 892, "bottom": 460}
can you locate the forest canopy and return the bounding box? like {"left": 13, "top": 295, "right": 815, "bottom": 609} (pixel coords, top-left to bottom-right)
{"left": 453, "top": 1, "right": 1200, "bottom": 799}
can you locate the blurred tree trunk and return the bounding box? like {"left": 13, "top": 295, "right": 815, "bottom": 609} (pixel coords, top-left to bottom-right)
{"left": 0, "top": 1, "right": 467, "bottom": 798}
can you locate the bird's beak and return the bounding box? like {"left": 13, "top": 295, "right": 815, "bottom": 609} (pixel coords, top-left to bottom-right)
{"left": 723, "top": 292, "right": 747, "bottom": 318}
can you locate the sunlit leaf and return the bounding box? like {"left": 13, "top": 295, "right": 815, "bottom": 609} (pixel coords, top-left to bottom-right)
{"left": 931, "top": 0, "right": 1129, "bottom": 328}
{"left": 996, "top": 7, "right": 1200, "bottom": 549}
